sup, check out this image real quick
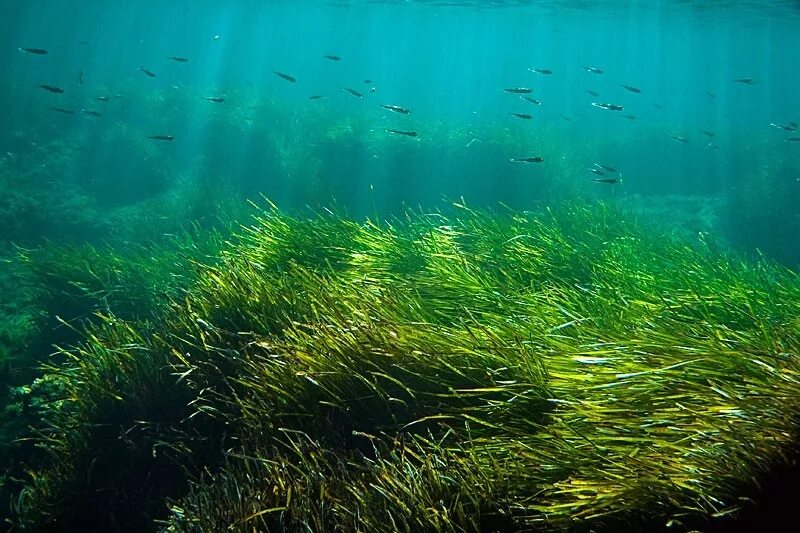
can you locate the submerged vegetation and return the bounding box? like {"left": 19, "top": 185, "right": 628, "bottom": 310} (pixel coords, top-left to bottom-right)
{"left": 0, "top": 225, "right": 231, "bottom": 518}
{"left": 0, "top": 92, "right": 797, "bottom": 531}
{"left": 4, "top": 1, "right": 800, "bottom": 529}
{"left": 4, "top": 201, "right": 798, "bottom": 531}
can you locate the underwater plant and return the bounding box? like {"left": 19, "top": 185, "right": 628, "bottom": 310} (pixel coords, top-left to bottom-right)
{"left": 7, "top": 201, "right": 799, "bottom": 532}
{"left": 0, "top": 226, "right": 235, "bottom": 522}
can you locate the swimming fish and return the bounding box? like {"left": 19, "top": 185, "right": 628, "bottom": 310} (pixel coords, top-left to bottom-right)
{"left": 139, "top": 67, "right": 156, "bottom": 77}
{"left": 386, "top": 129, "right": 418, "bottom": 137}
{"left": 380, "top": 104, "right": 411, "bottom": 114}
{"left": 706, "top": 91, "right": 716, "bottom": 98}
{"left": 511, "top": 157, "right": 544, "bottom": 163}
{"left": 78, "top": 70, "right": 85, "bottom": 85}
{"left": 671, "top": 135, "right": 690, "bottom": 143}
{"left": 202, "top": 96, "right": 225, "bottom": 103}
{"left": 381, "top": 104, "right": 410, "bottom": 114}
{"left": 364, "top": 79, "right": 373, "bottom": 84}
{"left": 520, "top": 96, "right": 541, "bottom": 105}
{"left": 94, "top": 96, "right": 110, "bottom": 102}
{"left": 323, "top": 55, "right": 341, "bottom": 61}
{"left": 528, "top": 68, "right": 552, "bottom": 75}
{"left": 700, "top": 130, "right": 716, "bottom": 137}
{"left": 621, "top": 114, "right": 636, "bottom": 120}
{"left": 593, "top": 178, "right": 621, "bottom": 184}
{"left": 510, "top": 113, "right": 533, "bottom": 120}
{"left": 168, "top": 56, "right": 190, "bottom": 62}
{"left": 308, "top": 95, "right": 326, "bottom": 100}
{"left": 49, "top": 107, "right": 75, "bottom": 114}
{"left": 582, "top": 66, "right": 604, "bottom": 74}
{"left": 594, "top": 164, "right": 618, "bottom": 173}
{"left": 81, "top": 109, "right": 102, "bottom": 117}
{"left": 343, "top": 87, "right": 363, "bottom": 98}
{"left": 785, "top": 137, "right": 800, "bottom": 142}
{"left": 621, "top": 85, "right": 641, "bottom": 93}
{"left": 770, "top": 122, "right": 797, "bottom": 132}
{"left": 589, "top": 168, "right": 605, "bottom": 176}
{"left": 734, "top": 77, "right": 756, "bottom": 84}
{"left": 591, "top": 102, "right": 623, "bottom": 111}
{"left": 18, "top": 47, "right": 48, "bottom": 55}
{"left": 585, "top": 90, "right": 599, "bottom": 97}
{"left": 504, "top": 87, "right": 533, "bottom": 94}
{"left": 148, "top": 135, "right": 175, "bottom": 141}
{"left": 38, "top": 85, "right": 64, "bottom": 93}
{"left": 273, "top": 70, "right": 296, "bottom": 83}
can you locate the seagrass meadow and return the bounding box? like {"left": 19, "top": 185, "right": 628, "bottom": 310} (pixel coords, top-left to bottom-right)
{"left": 4, "top": 1, "right": 800, "bottom": 531}
{"left": 2, "top": 201, "right": 797, "bottom": 532}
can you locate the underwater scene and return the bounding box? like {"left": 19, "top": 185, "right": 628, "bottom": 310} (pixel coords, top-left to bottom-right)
{"left": 1, "top": 0, "right": 800, "bottom": 531}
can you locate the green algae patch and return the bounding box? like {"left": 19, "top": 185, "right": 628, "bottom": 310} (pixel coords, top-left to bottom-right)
{"left": 12, "top": 202, "right": 800, "bottom": 532}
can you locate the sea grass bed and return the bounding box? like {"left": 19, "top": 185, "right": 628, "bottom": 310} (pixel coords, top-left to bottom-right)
{"left": 11, "top": 202, "right": 800, "bottom": 531}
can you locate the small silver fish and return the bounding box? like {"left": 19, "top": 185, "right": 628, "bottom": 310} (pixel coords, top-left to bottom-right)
{"left": 770, "top": 122, "right": 797, "bottom": 132}
{"left": 273, "top": 71, "right": 296, "bottom": 83}
{"left": 504, "top": 87, "right": 533, "bottom": 94}
{"left": 386, "top": 129, "right": 417, "bottom": 137}
{"left": 520, "top": 96, "right": 541, "bottom": 105}
{"left": 593, "top": 164, "right": 617, "bottom": 173}
{"left": 343, "top": 87, "right": 363, "bottom": 98}
{"left": 591, "top": 102, "right": 623, "bottom": 111}
{"left": 38, "top": 85, "right": 64, "bottom": 93}
{"left": 18, "top": 47, "right": 48, "bottom": 55}
{"left": 380, "top": 104, "right": 411, "bottom": 114}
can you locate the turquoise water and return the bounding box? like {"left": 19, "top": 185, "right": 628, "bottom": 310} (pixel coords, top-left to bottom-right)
{"left": 2, "top": 1, "right": 799, "bottom": 262}
{"left": 2, "top": 2, "right": 800, "bottom": 530}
